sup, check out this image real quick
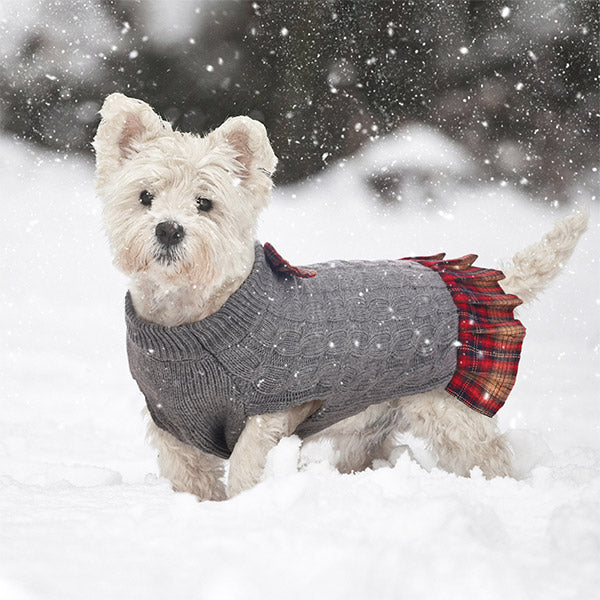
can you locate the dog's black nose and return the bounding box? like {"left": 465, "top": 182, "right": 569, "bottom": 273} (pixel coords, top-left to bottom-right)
{"left": 155, "top": 221, "right": 185, "bottom": 247}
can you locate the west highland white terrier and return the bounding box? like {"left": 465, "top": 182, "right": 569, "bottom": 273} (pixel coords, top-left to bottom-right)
{"left": 94, "top": 93, "right": 588, "bottom": 500}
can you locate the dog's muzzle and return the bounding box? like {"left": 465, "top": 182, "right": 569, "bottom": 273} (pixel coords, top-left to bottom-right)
{"left": 154, "top": 221, "right": 185, "bottom": 264}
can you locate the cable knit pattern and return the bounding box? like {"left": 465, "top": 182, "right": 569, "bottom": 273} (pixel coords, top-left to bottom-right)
{"left": 126, "top": 243, "right": 459, "bottom": 458}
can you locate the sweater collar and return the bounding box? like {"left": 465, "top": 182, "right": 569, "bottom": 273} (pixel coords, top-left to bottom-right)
{"left": 125, "top": 242, "right": 280, "bottom": 360}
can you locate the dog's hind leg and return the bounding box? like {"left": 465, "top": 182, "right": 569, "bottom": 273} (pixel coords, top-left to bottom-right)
{"left": 308, "top": 402, "right": 403, "bottom": 474}
{"left": 397, "top": 390, "right": 514, "bottom": 478}
{"left": 146, "top": 416, "right": 227, "bottom": 501}
{"left": 227, "top": 399, "right": 322, "bottom": 498}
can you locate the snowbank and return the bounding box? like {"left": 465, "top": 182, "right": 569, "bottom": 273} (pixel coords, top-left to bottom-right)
{"left": 0, "top": 132, "right": 598, "bottom": 600}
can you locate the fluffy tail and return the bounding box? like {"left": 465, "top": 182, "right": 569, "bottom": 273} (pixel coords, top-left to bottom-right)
{"left": 501, "top": 210, "right": 589, "bottom": 303}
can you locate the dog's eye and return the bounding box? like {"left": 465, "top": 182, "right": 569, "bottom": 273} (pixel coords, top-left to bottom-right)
{"left": 139, "top": 190, "right": 153, "bottom": 207}
{"left": 196, "top": 197, "right": 213, "bottom": 213}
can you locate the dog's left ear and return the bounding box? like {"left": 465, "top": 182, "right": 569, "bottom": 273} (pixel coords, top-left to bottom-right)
{"left": 215, "top": 116, "right": 278, "bottom": 178}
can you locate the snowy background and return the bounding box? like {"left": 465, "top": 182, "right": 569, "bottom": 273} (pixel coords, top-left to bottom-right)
{"left": 1, "top": 2, "right": 599, "bottom": 600}
{"left": 1, "top": 128, "right": 599, "bottom": 600}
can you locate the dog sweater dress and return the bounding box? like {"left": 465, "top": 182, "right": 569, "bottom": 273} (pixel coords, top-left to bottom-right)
{"left": 126, "top": 243, "right": 525, "bottom": 459}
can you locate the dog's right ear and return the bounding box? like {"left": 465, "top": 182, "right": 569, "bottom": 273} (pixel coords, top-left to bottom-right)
{"left": 93, "top": 93, "right": 169, "bottom": 178}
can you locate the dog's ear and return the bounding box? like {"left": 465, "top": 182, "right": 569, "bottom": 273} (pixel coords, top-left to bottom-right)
{"left": 215, "top": 116, "right": 278, "bottom": 178}
{"left": 93, "top": 93, "right": 169, "bottom": 175}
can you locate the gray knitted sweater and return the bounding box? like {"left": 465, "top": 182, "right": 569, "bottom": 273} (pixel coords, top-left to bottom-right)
{"left": 126, "top": 243, "right": 459, "bottom": 459}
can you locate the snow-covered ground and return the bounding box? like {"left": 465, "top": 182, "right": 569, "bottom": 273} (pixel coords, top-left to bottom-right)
{"left": 1, "top": 130, "right": 598, "bottom": 600}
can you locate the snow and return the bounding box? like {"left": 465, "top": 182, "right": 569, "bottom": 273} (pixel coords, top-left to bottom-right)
{"left": 136, "top": 0, "right": 206, "bottom": 47}
{"left": 0, "top": 0, "right": 116, "bottom": 81}
{"left": 354, "top": 123, "right": 476, "bottom": 177}
{"left": 1, "top": 130, "right": 599, "bottom": 600}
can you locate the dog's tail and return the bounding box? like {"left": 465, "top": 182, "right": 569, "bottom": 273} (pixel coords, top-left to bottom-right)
{"left": 500, "top": 209, "right": 589, "bottom": 303}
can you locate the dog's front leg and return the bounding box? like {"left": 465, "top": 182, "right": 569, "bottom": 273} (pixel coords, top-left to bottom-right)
{"left": 146, "top": 416, "right": 226, "bottom": 501}
{"left": 227, "top": 400, "right": 321, "bottom": 498}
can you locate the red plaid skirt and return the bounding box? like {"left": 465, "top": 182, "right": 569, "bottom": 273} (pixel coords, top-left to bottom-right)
{"left": 401, "top": 254, "right": 526, "bottom": 416}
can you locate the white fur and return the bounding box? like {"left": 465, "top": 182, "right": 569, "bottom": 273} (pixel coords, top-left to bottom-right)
{"left": 93, "top": 93, "right": 275, "bottom": 327}
{"left": 94, "top": 93, "right": 588, "bottom": 500}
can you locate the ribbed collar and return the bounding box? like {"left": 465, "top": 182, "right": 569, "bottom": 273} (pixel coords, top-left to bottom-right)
{"left": 125, "top": 242, "right": 277, "bottom": 360}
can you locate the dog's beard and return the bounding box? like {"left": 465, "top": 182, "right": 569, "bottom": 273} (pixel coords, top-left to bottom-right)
{"left": 153, "top": 244, "right": 184, "bottom": 266}
{"left": 146, "top": 238, "right": 217, "bottom": 289}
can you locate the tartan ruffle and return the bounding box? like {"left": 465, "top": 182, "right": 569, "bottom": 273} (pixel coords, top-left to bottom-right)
{"left": 402, "top": 254, "right": 526, "bottom": 417}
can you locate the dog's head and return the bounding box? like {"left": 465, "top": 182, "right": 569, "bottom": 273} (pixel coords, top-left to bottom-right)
{"left": 93, "top": 93, "right": 277, "bottom": 290}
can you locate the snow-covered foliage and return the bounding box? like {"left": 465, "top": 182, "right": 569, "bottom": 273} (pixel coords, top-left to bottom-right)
{"left": 0, "top": 127, "right": 598, "bottom": 599}
{"left": 0, "top": 0, "right": 597, "bottom": 196}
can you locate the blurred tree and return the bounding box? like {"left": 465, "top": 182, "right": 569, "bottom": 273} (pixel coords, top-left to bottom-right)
{"left": 0, "top": 0, "right": 597, "bottom": 201}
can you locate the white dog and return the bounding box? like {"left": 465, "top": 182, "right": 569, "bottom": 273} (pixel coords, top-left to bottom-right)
{"left": 94, "top": 93, "right": 588, "bottom": 501}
